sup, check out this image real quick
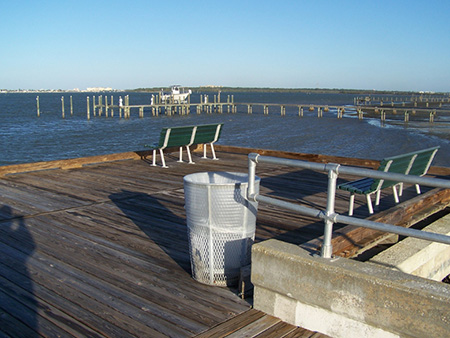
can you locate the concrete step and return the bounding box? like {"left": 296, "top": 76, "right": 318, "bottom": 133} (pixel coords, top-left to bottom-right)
{"left": 369, "top": 213, "right": 450, "bottom": 281}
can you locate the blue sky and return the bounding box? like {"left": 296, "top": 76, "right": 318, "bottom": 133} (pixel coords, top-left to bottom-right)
{"left": 2, "top": 0, "right": 449, "bottom": 91}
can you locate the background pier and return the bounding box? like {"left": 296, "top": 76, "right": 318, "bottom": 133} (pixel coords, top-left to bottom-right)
{"left": 35, "top": 92, "right": 450, "bottom": 124}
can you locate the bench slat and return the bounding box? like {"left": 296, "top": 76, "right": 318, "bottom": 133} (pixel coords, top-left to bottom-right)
{"left": 339, "top": 178, "right": 375, "bottom": 194}
{"left": 165, "top": 126, "right": 195, "bottom": 148}
{"left": 193, "top": 124, "right": 222, "bottom": 144}
{"left": 408, "top": 147, "right": 439, "bottom": 176}
{"left": 379, "top": 154, "right": 416, "bottom": 189}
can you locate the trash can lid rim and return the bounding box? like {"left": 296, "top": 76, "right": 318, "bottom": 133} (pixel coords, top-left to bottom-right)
{"left": 183, "top": 171, "right": 260, "bottom": 186}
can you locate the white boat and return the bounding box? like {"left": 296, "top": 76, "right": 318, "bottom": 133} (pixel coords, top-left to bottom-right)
{"left": 160, "top": 85, "right": 192, "bottom": 104}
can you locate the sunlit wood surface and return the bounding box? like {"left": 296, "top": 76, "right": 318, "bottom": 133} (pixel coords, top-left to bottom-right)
{"left": 0, "top": 148, "right": 447, "bottom": 337}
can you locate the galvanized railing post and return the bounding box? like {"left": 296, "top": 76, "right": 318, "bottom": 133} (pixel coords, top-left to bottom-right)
{"left": 322, "top": 164, "right": 340, "bottom": 258}
{"left": 247, "top": 153, "right": 259, "bottom": 201}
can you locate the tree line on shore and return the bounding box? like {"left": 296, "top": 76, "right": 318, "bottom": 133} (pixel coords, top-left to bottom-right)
{"left": 129, "top": 86, "right": 448, "bottom": 96}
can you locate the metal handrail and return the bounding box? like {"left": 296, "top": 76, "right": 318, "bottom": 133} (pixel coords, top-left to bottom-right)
{"left": 247, "top": 153, "right": 450, "bottom": 258}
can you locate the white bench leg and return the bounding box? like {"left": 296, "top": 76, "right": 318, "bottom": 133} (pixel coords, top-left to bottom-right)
{"left": 415, "top": 184, "right": 421, "bottom": 194}
{"left": 151, "top": 149, "right": 157, "bottom": 166}
{"left": 211, "top": 143, "right": 218, "bottom": 160}
{"left": 398, "top": 183, "right": 404, "bottom": 197}
{"left": 160, "top": 149, "right": 168, "bottom": 168}
{"left": 348, "top": 194, "right": 355, "bottom": 216}
{"left": 375, "top": 190, "right": 381, "bottom": 207}
{"left": 202, "top": 144, "right": 208, "bottom": 159}
{"left": 178, "top": 146, "right": 184, "bottom": 163}
{"left": 392, "top": 186, "right": 400, "bottom": 203}
{"left": 186, "top": 146, "right": 194, "bottom": 164}
{"left": 366, "top": 194, "right": 374, "bottom": 214}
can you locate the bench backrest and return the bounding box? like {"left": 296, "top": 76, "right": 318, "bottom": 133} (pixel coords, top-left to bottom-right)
{"left": 193, "top": 124, "right": 223, "bottom": 145}
{"left": 156, "top": 123, "right": 224, "bottom": 150}
{"left": 157, "top": 125, "right": 195, "bottom": 149}
{"left": 370, "top": 153, "right": 416, "bottom": 191}
{"left": 379, "top": 153, "right": 418, "bottom": 189}
{"left": 370, "top": 146, "right": 440, "bottom": 191}
{"left": 408, "top": 146, "right": 439, "bottom": 177}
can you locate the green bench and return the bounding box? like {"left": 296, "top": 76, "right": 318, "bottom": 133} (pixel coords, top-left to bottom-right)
{"left": 145, "top": 123, "right": 223, "bottom": 168}
{"left": 193, "top": 123, "right": 223, "bottom": 161}
{"left": 338, "top": 146, "right": 439, "bottom": 215}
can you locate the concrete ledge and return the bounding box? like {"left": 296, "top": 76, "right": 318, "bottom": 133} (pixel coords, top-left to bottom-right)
{"left": 251, "top": 239, "right": 450, "bottom": 338}
{"left": 370, "top": 213, "right": 450, "bottom": 281}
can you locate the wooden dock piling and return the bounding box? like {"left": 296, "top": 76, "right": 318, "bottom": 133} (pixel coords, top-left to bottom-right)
{"left": 36, "top": 96, "right": 40, "bottom": 117}
{"left": 99, "top": 95, "right": 103, "bottom": 116}
{"left": 110, "top": 96, "right": 114, "bottom": 117}
{"left": 105, "top": 95, "right": 109, "bottom": 117}
{"left": 61, "top": 96, "right": 65, "bottom": 118}
{"left": 87, "top": 96, "right": 90, "bottom": 120}
{"left": 358, "top": 109, "right": 363, "bottom": 119}
{"left": 125, "top": 95, "right": 130, "bottom": 118}
{"left": 118, "top": 96, "right": 123, "bottom": 118}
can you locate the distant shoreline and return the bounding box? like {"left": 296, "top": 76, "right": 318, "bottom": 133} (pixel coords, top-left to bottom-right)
{"left": 131, "top": 87, "right": 449, "bottom": 96}
{"left": 3, "top": 87, "right": 447, "bottom": 96}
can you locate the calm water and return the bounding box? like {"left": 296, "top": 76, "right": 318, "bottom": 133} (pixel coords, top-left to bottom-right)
{"left": 0, "top": 91, "right": 449, "bottom": 167}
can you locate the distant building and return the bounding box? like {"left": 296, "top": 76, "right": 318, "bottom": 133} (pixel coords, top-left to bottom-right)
{"left": 202, "top": 85, "right": 223, "bottom": 88}
{"left": 85, "top": 87, "right": 113, "bottom": 92}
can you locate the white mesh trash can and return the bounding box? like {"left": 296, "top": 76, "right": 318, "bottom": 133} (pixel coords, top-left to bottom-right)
{"left": 183, "top": 172, "right": 260, "bottom": 286}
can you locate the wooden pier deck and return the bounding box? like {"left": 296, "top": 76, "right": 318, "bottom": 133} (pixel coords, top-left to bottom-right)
{"left": 0, "top": 146, "right": 448, "bottom": 337}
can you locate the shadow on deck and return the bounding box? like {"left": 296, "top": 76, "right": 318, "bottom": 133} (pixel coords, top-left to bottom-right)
{"left": 0, "top": 147, "right": 448, "bottom": 337}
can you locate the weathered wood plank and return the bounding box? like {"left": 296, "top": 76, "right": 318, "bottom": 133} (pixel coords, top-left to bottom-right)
{"left": 0, "top": 237, "right": 154, "bottom": 337}
{"left": 2, "top": 145, "right": 448, "bottom": 178}
{"left": 0, "top": 272, "right": 105, "bottom": 338}
{"left": 0, "top": 148, "right": 448, "bottom": 337}
{"left": 195, "top": 309, "right": 266, "bottom": 338}
{"left": 0, "top": 288, "right": 43, "bottom": 338}
{"left": 0, "top": 151, "right": 148, "bottom": 177}
{"left": 32, "top": 209, "right": 248, "bottom": 312}
{"left": 225, "top": 315, "right": 281, "bottom": 337}
{"left": 253, "top": 321, "right": 297, "bottom": 337}
{"left": 0, "top": 216, "right": 243, "bottom": 333}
